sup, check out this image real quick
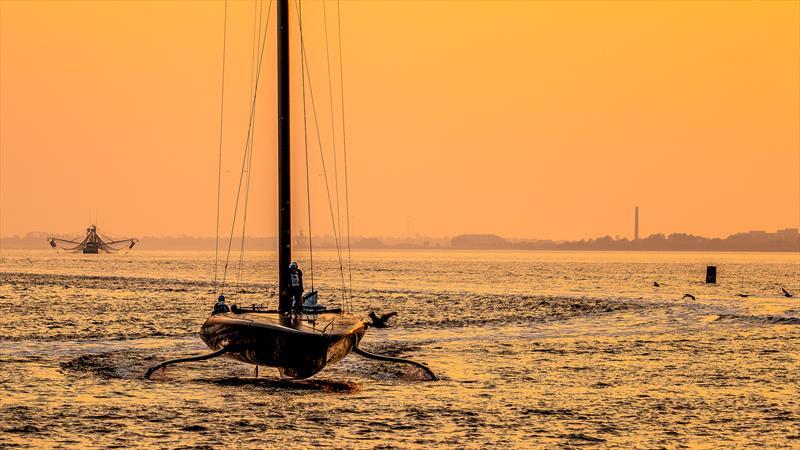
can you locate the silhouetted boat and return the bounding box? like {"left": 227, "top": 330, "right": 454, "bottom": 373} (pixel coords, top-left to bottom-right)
{"left": 48, "top": 225, "right": 137, "bottom": 254}
{"left": 146, "top": 0, "right": 435, "bottom": 381}
{"left": 201, "top": 308, "right": 365, "bottom": 379}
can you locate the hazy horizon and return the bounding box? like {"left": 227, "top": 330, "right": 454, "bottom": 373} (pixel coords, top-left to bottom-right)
{"left": 4, "top": 224, "right": 798, "bottom": 242}
{"left": 2, "top": 218, "right": 798, "bottom": 242}
{"left": 2, "top": 1, "right": 798, "bottom": 241}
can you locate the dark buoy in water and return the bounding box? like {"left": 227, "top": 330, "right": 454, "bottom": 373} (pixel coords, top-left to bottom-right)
{"left": 653, "top": 281, "right": 660, "bottom": 287}
{"left": 706, "top": 266, "right": 717, "bottom": 284}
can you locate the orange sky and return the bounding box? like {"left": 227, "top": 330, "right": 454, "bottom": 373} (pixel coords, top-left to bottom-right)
{"left": 1, "top": 0, "right": 798, "bottom": 240}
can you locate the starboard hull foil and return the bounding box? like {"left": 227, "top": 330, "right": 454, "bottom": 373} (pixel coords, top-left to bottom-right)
{"left": 200, "top": 312, "right": 366, "bottom": 379}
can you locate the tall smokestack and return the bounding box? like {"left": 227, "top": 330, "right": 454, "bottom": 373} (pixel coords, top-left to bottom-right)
{"left": 634, "top": 206, "right": 639, "bottom": 241}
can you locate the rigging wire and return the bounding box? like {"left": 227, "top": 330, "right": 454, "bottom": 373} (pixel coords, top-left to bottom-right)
{"left": 236, "top": 0, "right": 266, "bottom": 292}
{"left": 212, "top": 0, "right": 355, "bottom": 310}
{"left": 295, "top": 0, "right": 349, "bottom": 308}
{"left": 322, "top": 0, "right": 345, "bottom": 296}
{"left": 298, "top": 1, "right": 315, "bottom": 293}
{"left": 221, "top": 0, "right": 273, "bottom": 292}
{"left": 222, "top": 0, "right": 271, "bottom": 290}
{"left": 335, "top": 0, "right": 355, "bottom": 313}
{"left": 214, "top": 0, "right": 229, "bottom": 293}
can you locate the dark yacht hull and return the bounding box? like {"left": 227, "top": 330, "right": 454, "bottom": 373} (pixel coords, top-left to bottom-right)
{"left": 200, "top": 312, "right": 366, "bottom": 379}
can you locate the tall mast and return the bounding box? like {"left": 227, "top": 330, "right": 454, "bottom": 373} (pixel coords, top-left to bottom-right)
{"left": 277, "top": 0, "right": 291, "bottom": 305}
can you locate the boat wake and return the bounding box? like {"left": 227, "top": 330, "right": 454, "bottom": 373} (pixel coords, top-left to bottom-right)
{"left": 59, "top": 349, "right": 176, "bottom": 380}
{"left": 712, "top": 314, "right": 800, "bottom": 326}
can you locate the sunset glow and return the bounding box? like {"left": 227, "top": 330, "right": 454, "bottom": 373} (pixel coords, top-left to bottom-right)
{"left": 2, "top": 0, "right": 798, "bottom": 240}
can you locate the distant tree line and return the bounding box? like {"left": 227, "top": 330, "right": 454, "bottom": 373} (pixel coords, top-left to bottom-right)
{"left": 453, "top": 230, "right": 800, "bottom": 252}
{"left": 3, "top": 229, "right": 798, "bottom": 252}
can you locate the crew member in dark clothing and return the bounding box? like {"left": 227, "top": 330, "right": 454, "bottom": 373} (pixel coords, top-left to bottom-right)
{"left": 288, "top": 261, "right": 304, "bottom": 313}
{"left": 213, "top": 294, "right": 230, "bottom": 314}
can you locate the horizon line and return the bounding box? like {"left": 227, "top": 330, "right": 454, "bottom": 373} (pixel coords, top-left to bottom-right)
{"left": 3, "top": 226, "right": 798, "bottom": 242}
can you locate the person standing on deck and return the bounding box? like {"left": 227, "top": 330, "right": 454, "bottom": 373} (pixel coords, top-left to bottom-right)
{"left": 213, "top": 294, "right": 230, "bottom": 314}
{"left": 287, "top": 261, "right": 304, "bottom": 313}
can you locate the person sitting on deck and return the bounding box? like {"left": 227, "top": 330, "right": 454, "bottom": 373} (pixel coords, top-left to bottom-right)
{"left": 213, "top": 294, "right": 230, "bottom": 314}
{"left": 288, "top": 261, "right": 304, "bottom": 313}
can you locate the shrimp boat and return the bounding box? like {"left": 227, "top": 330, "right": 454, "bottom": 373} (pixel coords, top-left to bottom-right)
{"left": 48, "top": 225, "right": 137, "bottom": 254}
{"left": 146, "top": 0, "right": 434, "bottom": 381}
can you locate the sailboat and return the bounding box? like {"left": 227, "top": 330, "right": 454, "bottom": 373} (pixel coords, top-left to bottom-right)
{"left": 146, "top": 0, "right": 435, "bottom": 381}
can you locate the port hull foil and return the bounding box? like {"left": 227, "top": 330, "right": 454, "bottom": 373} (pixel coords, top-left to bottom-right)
{"left": 200, "top": 312, "right": 366, "bottom": 379}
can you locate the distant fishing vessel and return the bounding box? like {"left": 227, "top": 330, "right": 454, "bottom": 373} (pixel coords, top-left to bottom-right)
{"left": 147, "top": 0, "right": 435, "bottom": 381}
{"left": 47, "top": 225, "right": 137, "bottom": 254}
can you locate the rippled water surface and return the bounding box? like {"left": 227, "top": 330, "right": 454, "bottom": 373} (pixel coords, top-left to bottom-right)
{"left": 1, "top": 249, "right": 798, "bottom": 448}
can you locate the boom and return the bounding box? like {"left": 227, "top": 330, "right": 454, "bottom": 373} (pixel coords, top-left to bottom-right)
{"left": 47, "top": 225, "right": 138, "bottom": 254}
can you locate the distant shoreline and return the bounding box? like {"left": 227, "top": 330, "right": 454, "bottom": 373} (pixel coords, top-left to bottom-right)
{"left": 2, "top": 228, "right": 797, "bottom": 253}
{"left": 1, "top": 246, "right": 798, "bottom": 254}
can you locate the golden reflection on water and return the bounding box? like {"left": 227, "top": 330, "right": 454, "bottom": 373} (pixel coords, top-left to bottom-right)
{"left": 0, "top": 250, "right": 798, "bottom": 448}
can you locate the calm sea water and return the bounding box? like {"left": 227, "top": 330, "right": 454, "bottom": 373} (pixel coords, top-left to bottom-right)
{"left": 1, "top": 249, "right": 798, "bottom": 448}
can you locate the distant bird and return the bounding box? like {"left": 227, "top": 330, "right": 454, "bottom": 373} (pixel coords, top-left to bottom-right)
{"left": 737, "top": 294, "right": 751, "bottom": 298}
{"left": 653, "top": 281, "right": 660, "bottom": 287}
{"left": 782, "top": 288, "right": 793, "bottom": 298}
{"left": 681, "top": 294, "right": 696, "bottom": 301}
{"left": 368, "top": 311, "right": 398, "bottom": 328}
